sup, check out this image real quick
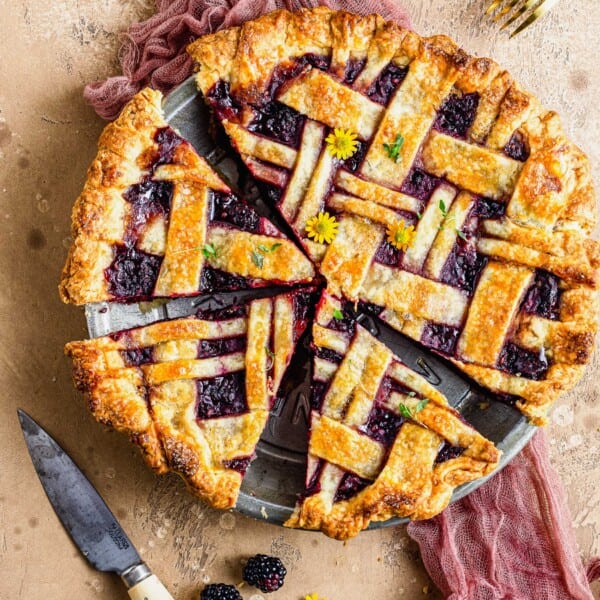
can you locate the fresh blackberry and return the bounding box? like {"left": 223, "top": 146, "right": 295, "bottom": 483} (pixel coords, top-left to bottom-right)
{"left": 242, "top": 554, "right": 287, "bottom": 593}
{"left": 200, "top": 583, "right": 242, "bottom": 600}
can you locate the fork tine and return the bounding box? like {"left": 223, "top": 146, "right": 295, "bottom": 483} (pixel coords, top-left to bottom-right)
{"left": 493, "top": 0, "right": 521, "bottom": 22}
{"left": 509, "top": 0, "right": 560, "bottom": 36}
{"left": 500, "top": 0, "right": 538, "bottom": 30}
{"left": 486, "top": 0, "right": 502, "bottom": 14}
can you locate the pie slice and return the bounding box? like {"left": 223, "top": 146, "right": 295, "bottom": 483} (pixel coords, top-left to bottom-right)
{"left": 65, "top": 288, "right": 314, "bottom": 509}
{"left": 188, "top": 7, "right": 600, "bottom": 424}
{"left": 59, "top": 88, "right": 315, "bottom": 305}
{"left": 285, "top": 292, "right": 500, "bottom": 540}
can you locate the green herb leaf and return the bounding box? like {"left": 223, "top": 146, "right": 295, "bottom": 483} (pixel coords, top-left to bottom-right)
{"left": 438, "top": 199, "right": 448, "bottom": 217}
{"left": 265, "top": 346, "right": 276, "bottom": 358}
{"left": 398, "top": 403, "right": 413, "bottom": 419}
{"left": 202, "top": 243, "right": 218, "bottom": 260}
{"left": 416, "top": 211, "right": 423, "bottom": 221}
{"left": 251, "top": 250, "right": 264, "bottom": 268}
{"left": 456, "top": 229, "right": 468, "bottom": 241}
{"left": 407, "top": 391, "right": 416, "bottom": 397}
{"left": 332, "top": 308, "right": 344, "bottom": 320}
{"left": 383, "top": 133, "right": 405, "bottom": 162}
{"left": 270, "top": 243, "right": 282, "bottom": 252}
{"left": 257, "top": 244, "right": 270, "bottom": 253}
{"left": 415, "top": 399, "right": 429, "bottom": 413}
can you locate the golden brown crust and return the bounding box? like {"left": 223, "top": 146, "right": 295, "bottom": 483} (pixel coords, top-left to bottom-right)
{"left": 65, "top": 292, "right": 306, "bottom": 509}
{"left": 284, "top": 293, "right": 500, "bottom": 540}
{"left": 188, "top": 7, "right": 599, "bottom": 426}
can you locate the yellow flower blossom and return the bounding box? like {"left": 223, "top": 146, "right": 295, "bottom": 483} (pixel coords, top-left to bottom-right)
{"left": 305, "top": 594, "right": 326, "bottom": 600}
{"left": 325, "top": 128, "right": 359, "bottom": 160}
{"left": 386, "top": 219, "right": 416, "bottom": 252}
{"left": 305, "top": 211, "right": 339, "bottom": 245}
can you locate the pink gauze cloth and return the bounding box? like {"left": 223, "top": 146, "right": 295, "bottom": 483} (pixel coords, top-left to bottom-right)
{"left": 408, "top": 431, "right": 600, "bottom": 599}
{"left": 84, "top": 2, "right": 600, "bottom": 598}
{"left": 83, "top": 0, "right": 412, "bottom": 119}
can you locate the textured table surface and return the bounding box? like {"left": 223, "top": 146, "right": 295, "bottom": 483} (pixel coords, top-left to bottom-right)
{"left": 0, "top": 1, "right": 598, "bottom": 599}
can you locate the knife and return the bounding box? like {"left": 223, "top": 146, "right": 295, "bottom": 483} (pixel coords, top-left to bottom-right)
{"left": 17, "top": 409, "right": 174, "bottom": 600}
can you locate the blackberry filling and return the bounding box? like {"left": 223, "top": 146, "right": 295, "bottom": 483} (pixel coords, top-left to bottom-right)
{"left": 302, "top": 459, "right": 324, "bottom": 498}
{"left": 435, "top": 442, "right": 464, "bottom": 463}
{"left": 367, "top": 63, "right": 408, "bottom": 105}
{"left": 504, "top": 131, "right": 530, "bottom": 162}
{"left": 124, "top": 180, "right": 173, "bottom": 236}
{"left": 257, "top": 181, "right": 283, "bottom": 206}
{"left": 521, "top": 270, "right": 561, "bottom": 320}
{"left": 200, "top": 267, "right": 248, "bottom": 293}
{"left": 105, "top": 245, "right": 162, "bottom": 300}
{"left": 197, "top": 337, "right": 246, "bottom": 359}
{"left": 475, "top": 197, "right": 506, "bottom": 219}
{"left": 440, "top": 243, "right": 488, "bottom": 294}
{"left": 497, "top": 342, "right": 548, "bottom": 380}
{"left": 434, "top": 92, "right": 479, "bottom": 138}
{"left": 344, "top": 58, "right": 366, "bottom": 83}
{"left": 222, "top": 456, "right": 252, "bottom": 474}
{"left": 343, "top": 139, "right": 367, "bottom": 172}
{"left": 334, "top": 472, "right": 372, "bottom": 502}
{"left": 401, "top": 168, "right": 441, "bottom": 202}
{"left": 374, "top": 239, "right": 403, "bottom": 266}
{"left": 421, "top": 323, "right": 461, "bottom": 356}
{"left": 360, "top": 405, "right": 406, "bottom": 446}
{"left": 195, "top": 304, "right": 247, "bottom": 320}
{"left": 210, "top": 190, "right": 260, "bottom": 233}
{"left": 267, "top": 53, "right": 331, "bottom": 96}
{"left": 153, "top": 127, "right": 183, "bottom": 167}
{"left": 121, "top": 346, "right": 154, "bottom": 367}
{"left": 310, "top": 381, "right": 328, "bottom": 411}
{"left": 315, "top": 346, "right": 344, "bottom": 364}
{"left": 196, "top": 372, "right": 247, "bottom": 419}
{"left": 248, "top": 101, "right": 306, "bottom": 147}
{"left": 205, "top": 80, "right": 242, "bottom": 121}
{"left": 357, "top": 301, "right": 384, "bottom": 317}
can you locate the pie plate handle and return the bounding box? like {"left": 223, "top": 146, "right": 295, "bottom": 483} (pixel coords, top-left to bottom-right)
{"left": 127, "top": 574, "right": 174, "bottom": 600}
{"left": 123, "top": 564, "right": 174, "bottom": 600}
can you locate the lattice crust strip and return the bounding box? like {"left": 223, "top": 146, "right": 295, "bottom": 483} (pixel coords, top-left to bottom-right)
{"left": 65, "top": 291, "right": 311, "bottom": 509}
{"left": 285, "top": 293, "right": 500, "bottom": 540}
{"left": 188, "top": 7, "right": 600, "bottom": 424}
{"left": 59, "top": 88, "right": 315, "bottom": 305}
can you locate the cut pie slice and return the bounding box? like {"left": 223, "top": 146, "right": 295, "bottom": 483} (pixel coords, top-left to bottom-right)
{"left": 59, "top": 88, "right": 315, "bottom": 305}
{"left": 188, "top": 7, "right": 600, "bottom": 424}
{"left": 285, "top": 292, "right": 500, "bottom": 540}
{"left": 65, "top": 288, "right": 314, "bottom": 509}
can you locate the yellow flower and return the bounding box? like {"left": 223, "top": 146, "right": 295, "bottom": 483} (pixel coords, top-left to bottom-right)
{"left": 305, "top": 594, "right": 326, "bottom": 600}
{"left": 325, "top": 128, "right": 359, "bottom": 160}
{"left": 386, "top": 219, "right": 416, "bottom": 251}
{"left": 305, "top": 211, "right": 339, "bottom": 245}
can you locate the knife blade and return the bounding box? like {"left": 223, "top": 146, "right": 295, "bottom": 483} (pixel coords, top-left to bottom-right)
{"left": 17, "top": 409, "right": 174, "bottom": 600}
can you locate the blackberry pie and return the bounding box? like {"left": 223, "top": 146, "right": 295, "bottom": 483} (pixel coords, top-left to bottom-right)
{"left": 60, "top": 7, "right": 599, "bottom": 537}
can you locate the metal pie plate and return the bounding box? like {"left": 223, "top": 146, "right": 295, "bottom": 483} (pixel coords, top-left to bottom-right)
{"left": 86, "top": 76, "right": 536, "bottom": 528}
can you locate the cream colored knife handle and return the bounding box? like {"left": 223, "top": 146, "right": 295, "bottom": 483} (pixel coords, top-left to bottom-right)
{"left": 127, "top": 574, "right": 174, "bottom": 600}
{"left": 122, "top": 564, "right": 174, "bottom": 600}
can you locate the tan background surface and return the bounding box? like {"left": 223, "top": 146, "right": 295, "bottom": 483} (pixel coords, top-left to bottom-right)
{"left": 1, "top": 1, "right": 599, "bottom": 598}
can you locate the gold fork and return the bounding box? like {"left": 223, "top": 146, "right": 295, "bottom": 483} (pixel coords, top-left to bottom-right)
{"left": 486, "top": 0, "right": 560, "bottom": 37}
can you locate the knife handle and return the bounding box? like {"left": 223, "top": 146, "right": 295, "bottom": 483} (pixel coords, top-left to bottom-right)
{"left": 127, "top": 574, "right": 174, "bottom": 600}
